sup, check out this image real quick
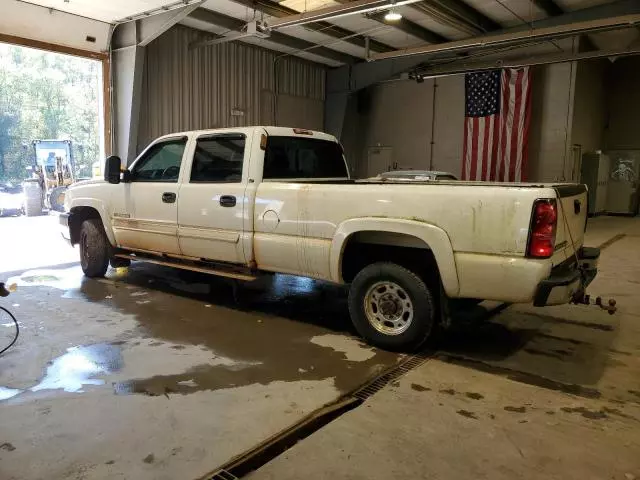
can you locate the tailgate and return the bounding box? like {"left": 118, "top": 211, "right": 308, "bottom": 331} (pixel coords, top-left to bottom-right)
{"left": 554, "top": 185, "right": 588, "bottom": 265}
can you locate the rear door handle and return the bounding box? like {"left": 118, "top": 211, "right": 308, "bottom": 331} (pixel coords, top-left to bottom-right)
{"left": 219, "top": 195, "right": 236, "bottom": 207}
{"left": 162, "top": 192, "right": 176, "bottom": 203}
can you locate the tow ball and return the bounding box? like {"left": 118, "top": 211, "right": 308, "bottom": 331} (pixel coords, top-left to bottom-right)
{"left": 571, "top": 292, "right": 617, "bottom": 315}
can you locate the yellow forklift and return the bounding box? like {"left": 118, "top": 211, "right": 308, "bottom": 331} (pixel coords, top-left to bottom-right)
{"left": 23, "top": 139, "right": 75, "bottom": 216}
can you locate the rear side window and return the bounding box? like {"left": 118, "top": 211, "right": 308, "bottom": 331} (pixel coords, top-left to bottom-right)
{"left": 191, "top": 135, "right": 245, "bottom": 183}
{"left": 264, "top": 136, "right": 348, "bottom": 180}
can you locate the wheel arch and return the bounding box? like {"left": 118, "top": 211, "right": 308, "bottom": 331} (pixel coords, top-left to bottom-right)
{"left": 68, "top": 201, "right": 115, "bottom": 247}
{"left": 331, "top": 218, "right": 459, "bottom": 297}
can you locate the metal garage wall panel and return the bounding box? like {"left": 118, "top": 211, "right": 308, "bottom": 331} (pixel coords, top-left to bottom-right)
{"left": 138, "top": 25, "right": 325, "bottom": 152}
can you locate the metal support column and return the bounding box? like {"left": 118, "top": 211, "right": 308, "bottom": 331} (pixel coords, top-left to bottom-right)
{"left": 110, "top": 3, "right": 203, "bottom": 164}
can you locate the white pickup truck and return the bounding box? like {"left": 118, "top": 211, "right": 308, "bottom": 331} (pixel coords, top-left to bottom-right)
{"left": 61, "top": 126, "right": 600, "bottom": 350}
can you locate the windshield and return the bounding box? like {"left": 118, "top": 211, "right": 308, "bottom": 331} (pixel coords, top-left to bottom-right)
{"left": 264, "top": 136, "right": 348, "bottom": 180}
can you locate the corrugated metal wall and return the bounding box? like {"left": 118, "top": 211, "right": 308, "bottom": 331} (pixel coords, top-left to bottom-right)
{"left": 137, "top": 25, "right": 326, "bottom": 151}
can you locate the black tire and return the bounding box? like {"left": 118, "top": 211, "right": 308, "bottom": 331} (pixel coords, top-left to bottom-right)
{"left": 348, "top": 262, "right": 435, "bottom": 351}
{"left": 49, "top": 186, "right": 67, "bottom": 212}
{"left": 80, "top": 219, "right": 110, "bottom": 277}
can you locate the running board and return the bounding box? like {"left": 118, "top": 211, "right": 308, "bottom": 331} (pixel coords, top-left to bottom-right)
{"left": 114, "top": 253, "right": 258, "bottom": 281}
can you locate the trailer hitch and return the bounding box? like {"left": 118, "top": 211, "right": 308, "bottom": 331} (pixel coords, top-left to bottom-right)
{"left": 571, "top": 292, "right": 617, "bottom": 315}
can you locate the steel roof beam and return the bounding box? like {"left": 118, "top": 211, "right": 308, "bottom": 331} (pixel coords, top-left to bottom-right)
{"left": 188, "top": 8, "right": 360, "bottom": 64}
{"left": 410, "top": 0, "right": 500, "bottom": 35}
{"left": 417, "top": 43, "right": 640, "bottom": 77}
{"left": 366, "top": 11, "right": 447, "bottom": 43}
{"left": 227, "top": 0, "right": 396, "bottom": 53}
{"left": 531, "top": 0, "right": 564, "bottom": 17}
{"left": 527, "top": 0, "right": 599, "bottom": 52}
{"left": 327, "top": 0, "right": 640, "bottom": 94}
{"left": 267, "top": 0, "right": 424, "bottom": 28}
{"left": 370, "top": 13, "right": 640, "bottom": 61}
{"left": 318, "top": 0, "right": 447, "bottom": 44}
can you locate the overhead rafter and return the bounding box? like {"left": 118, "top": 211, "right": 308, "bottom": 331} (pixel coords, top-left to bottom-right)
{"left": 370, "top": 13, "right": 640, "bottom": 61}
{"left": 531, "top": 0, "right": 564, "bottom": 17}
{"left": 526, "top": 0, "right": 598, "bottom": 52}
{"left": 410, "top": 0, "right": 500, "bottom": 35}
{"left": 366, "top": 10, "right": 447, "bottom": 43}
{"left": 228, "top": 0, "right": 396, "bottom": 53}
{"left": 417, "top": 43, "right": 640, "bottom": 77}
{"left": 323, "top": 0, "right": 447, "bottom": 44}
{"left": 267, "top": 0, "right": 425, "bottom": 27}
{"left": 188, "top": 8, "right": 360, "bottom": 64}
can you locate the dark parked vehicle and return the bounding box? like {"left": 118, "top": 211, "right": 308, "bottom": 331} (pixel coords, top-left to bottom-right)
{"left": 375, "top": 170, "right": 458, "bottom": 181}
{"left": 0, "top": 183, "right": 24, "bottom": 217}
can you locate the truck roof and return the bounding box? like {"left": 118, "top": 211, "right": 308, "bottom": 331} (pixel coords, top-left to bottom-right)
{"left": 154, "top": 126, "right": 338, "bottom": 143}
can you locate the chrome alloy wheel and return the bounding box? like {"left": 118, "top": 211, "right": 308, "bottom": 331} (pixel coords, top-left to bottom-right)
{"left": 363, "top": 281, "right": 414, "bottom": 335}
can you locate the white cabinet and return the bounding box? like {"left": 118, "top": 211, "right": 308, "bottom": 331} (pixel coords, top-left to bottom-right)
{"left": 580, "top": 152, "right": 610, "bottom": 215}
{"left": 606, "top": 151, "right": 640, "bottom": 215}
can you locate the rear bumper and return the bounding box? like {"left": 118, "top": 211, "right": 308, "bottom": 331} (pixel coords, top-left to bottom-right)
{"left": 533, "top": 247, "right": 599, "bottom": 307}
{"left": 59, "top": 212, "right": 71, "bottom": 243}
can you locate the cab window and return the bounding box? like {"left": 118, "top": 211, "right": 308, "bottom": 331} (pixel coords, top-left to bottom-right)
{"left": 131, "top": 139, "right": 187, "bottom": 182}
{"left": 190, "top": 135, "right": 245, "bottom": 183}
{"left": 263, "top": 136, "right": 347, "bottom": 179}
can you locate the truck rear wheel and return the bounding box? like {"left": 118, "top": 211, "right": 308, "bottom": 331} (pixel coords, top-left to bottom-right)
{"left": 80, "top": 219, "right": 110, "bottom": 277}
{"left": 348, "top": 262, "right": 434, "bottom": 351}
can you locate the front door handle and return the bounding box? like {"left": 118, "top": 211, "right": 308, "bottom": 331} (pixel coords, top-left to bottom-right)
{"left": 162, "top": 192, "right": 176, "bottom": 203}
{"left": 219, "top": 195, "right": 236, "bottom": 207}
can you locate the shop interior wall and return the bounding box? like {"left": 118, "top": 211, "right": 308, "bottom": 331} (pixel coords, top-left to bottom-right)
{"left": 604, "top": 55, "right": 640, "bottom": 150}
{"left": 342, "top": 59, "right": 614, "bottom": 182}
{"left": 137, "top": 25, "right": 326, "bottom": 152}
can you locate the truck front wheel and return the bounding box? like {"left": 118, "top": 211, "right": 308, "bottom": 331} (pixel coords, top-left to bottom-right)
{"left": 348, "top": 262, "right": 435, "bottom": 351}
{"left": 79, "top": 219, "right": 110, "bottom": 278}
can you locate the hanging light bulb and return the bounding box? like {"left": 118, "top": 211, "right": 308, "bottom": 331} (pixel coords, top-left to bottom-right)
{"left": 384, "top": 1, "right": 402, "bottom": 21}
{"left": 384, "top": 10, "right": 402, "bottom": 20}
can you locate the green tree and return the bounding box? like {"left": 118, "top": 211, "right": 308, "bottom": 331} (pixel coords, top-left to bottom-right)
{"left": 0, "top": 43, "right": 101, "bottom": 182}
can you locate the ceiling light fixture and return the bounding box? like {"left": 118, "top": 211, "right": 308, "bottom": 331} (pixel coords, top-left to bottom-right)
{"left": 267, "top": 0, "right": 420, "bottom": 29}
{"left": 384, "top": 0, "right": 402, "bottom": 22}
{"left": 384, "top": 9, "right": 402, "bottom": 21}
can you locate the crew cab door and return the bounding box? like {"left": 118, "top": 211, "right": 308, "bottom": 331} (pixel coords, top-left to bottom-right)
{"left": 111, "top": 136, "right": 188, "bottom": 254}
{"left": 177, "top": 131, "right": 252, "bottom": 265}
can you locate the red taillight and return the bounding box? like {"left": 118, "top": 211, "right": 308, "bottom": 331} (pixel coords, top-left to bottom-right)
{"left": 528, "top": 199, "right": 557, "bottom": 258}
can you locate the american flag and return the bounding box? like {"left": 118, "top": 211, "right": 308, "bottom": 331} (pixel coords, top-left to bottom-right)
{"left": 462, "top": 68, "right": 532, "bottom": 182}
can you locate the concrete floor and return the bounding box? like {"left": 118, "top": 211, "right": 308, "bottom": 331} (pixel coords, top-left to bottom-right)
{"left": 0, "top": 215, "right": 78, "bottom": 274}
{"left": 1, "top": 216, "right": 639, "bottom": 480}
{"left": 251, "top": 217, "right": 640, "bottom": 480}
{"left": 0, "top": 224, "right": 400, "bottom": 479}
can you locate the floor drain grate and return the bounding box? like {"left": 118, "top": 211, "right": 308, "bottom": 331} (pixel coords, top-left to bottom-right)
{"left": 352, "top": 352, "right": 432, "bottom": 401}
{"left": 200, "top": 350, "right": 431, "bottom": 479}
{"left": 209, "top": 469, "right": 238, "bottom": 480}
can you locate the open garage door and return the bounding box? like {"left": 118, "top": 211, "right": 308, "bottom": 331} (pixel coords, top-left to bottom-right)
{"left": 0, "top": 40, "right": 107, "bottom": 275}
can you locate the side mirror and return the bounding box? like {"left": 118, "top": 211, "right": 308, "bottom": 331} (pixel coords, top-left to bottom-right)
{"left": 105, "top": 156, "right": 122, "bottom": 184}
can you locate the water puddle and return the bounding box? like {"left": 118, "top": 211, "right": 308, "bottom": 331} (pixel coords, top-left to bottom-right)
{"left": 0, "top": 387, "right": 22, "bottom": 401}
{"left": 1, "top": 343, "right": 122, "bottom": 401}
{"left": 310, "top": 334, "right": 376, "bottom": 362}
{"left": 7, "top": 266, "right": 84, "bottom": 296}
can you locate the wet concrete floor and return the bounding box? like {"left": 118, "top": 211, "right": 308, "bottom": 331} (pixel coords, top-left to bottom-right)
{"left": 2, "top": 216, "right": 640, "bottom": 480}
{"left": 249, "top": 217, "right": 640, "bottom": 480}
{"left": 0, "top": 262, "right": 399, "bottom": 479}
